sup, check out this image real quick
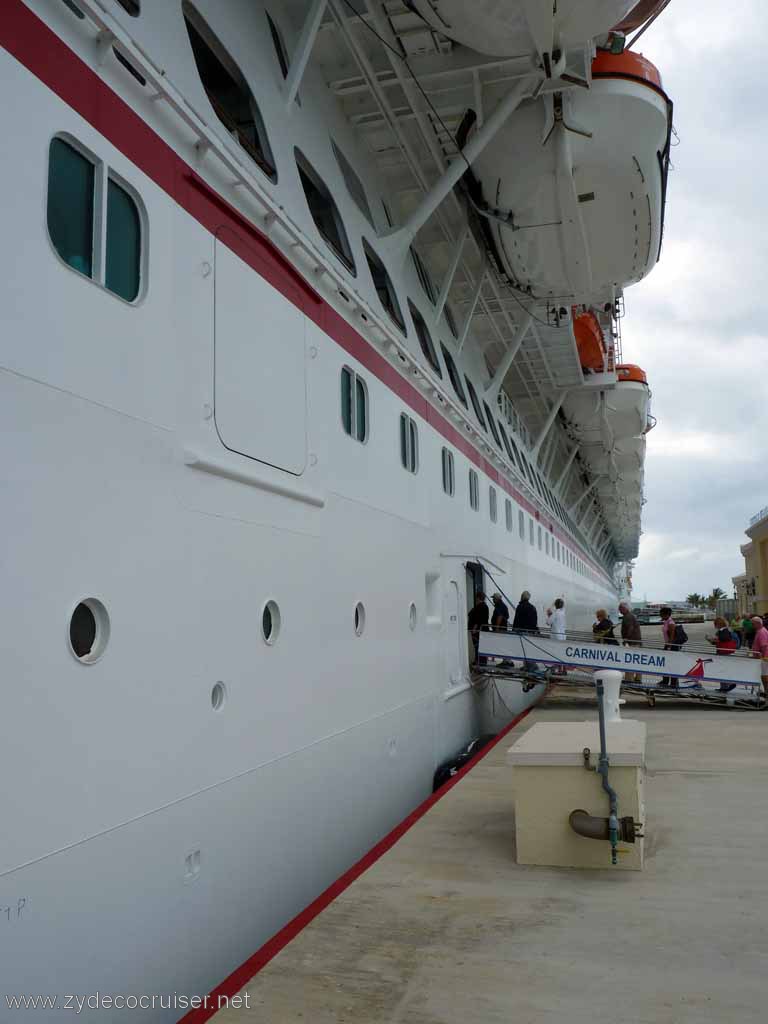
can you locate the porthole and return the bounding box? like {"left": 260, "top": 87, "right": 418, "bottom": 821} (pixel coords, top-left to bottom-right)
{"left": 262, "top": 600, "right": 281, "bottom": 645}
{"left": 409, "top": 602, "right": 418, "bottom": 631}
{"left": 211, "top": 681, "right": 227, "bottom": 711}
{"left": 68, "top": 598, "right": 110, "bottom": 664}
{"left": 354, "top": 602, "right": 366, "bottom": 636}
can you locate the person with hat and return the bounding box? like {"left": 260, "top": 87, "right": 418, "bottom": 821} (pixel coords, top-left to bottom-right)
{"left": 491, "top": 592, "right": 509, "bottom": 631}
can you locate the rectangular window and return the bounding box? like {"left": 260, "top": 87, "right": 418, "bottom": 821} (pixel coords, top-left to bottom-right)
{"left": 529, "top": 518, "right": 534, "bottom": 546}
{"left": 557, "top": 541, "right": 561, "bottom": 561}
{"left": 400, "top": 413, "right": 418, "bottom": 473}
{"left": 538, "top": 525, "right": 542, "bottom": 550}
{"left": 505, "top": 499, "right": 513, "bottom": 532}
{"left": 332, "top": 141, "right": 373, "bottom": 226}
{"left": 441, "top": 447, "right": 455, "bottom": 496}
{"left": 545, "top": 533, "right": 550, "bottom": 555}
{"left": 518, "top": 509, "right": 525, "bottom": 539}
{"left": 48, "top": 137, "right": 143, "bottom": 302}
{"left": 340, "top": 367, "right": 368, "bottom": 443}
{"left": 489, "top": 486, "right": 497, "bottom": 523}
{"left": 469, "top": 469, "right": 479, "bottom": 511}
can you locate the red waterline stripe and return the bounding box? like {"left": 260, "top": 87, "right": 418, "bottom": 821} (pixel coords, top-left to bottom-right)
{"left": 0, "top": 1, "right": 610, "bottom": 581}
{"left": 179, "top": 698, "right": 542, "bottom": 1023}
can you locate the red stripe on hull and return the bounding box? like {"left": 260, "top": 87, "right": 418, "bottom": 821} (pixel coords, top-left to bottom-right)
{"left": 178, "top": 699, "right": 543, "bottom": 1023}
{"left": 0, "top": 0, "right": 609, "bottom": 578}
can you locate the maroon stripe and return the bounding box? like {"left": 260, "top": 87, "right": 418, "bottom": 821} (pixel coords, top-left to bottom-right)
{"left": 0, "top": 0, "right": 610, "bottom": 581}
{"left": 178, "top": 698, "right": 543, "bottom": 1023}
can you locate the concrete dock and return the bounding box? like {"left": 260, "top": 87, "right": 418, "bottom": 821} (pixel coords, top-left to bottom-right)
{"left": 211, "top": 696, "right": 768, "bottom": 1023}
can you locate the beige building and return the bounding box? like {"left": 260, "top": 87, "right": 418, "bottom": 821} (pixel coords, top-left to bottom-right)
{"left": 733, "top": 505, "right": 768, "bottom": 615}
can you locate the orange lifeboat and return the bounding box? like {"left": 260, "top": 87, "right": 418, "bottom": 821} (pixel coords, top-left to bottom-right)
{"left": 573, "top": 312, "right": 605, "bottom": 371}
{"left": 592, "top": 49, "right": 664, "bottom": 93}
{"left": 616, "top": 364, "right": 648, "bottom": 384}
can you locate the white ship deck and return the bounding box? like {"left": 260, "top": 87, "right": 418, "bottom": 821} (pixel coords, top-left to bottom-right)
{"left": 210, "top": 694, "right": 767, "bottom": 1024}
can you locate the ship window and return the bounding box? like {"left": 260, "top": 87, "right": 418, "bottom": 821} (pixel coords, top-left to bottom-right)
{"left": 538, "top": 525, "right": 542, "bottom": 550}
{"left": 115, "top": 0, "right": 140, "bottom": 15}
{"left": 465, "top": 378, "right": 486, "bottom": 430}
{"left": 484, "top": 403, "right": 502, "bottom": 449}
{"left": 468, "top": 469, "right": 479, "bottom": 511}
{"left": 529, "top": 518, "right": 534, "bottom": 546}
{"left": 265, "top": 10, "right": 301, "bottom": 108}
{"left": 184, "top": 4, "right": 276, "bottom": 181}
{"left": 332, "top": 142, "right": 373, "bottom": 225}
{"left": 505, "top": 499, "right": 513, "bottom": 532}
{"left": 441, "top": 447, "right": 455, "bottom": 496}
{"left": 498, "top": 421, "right": 514, "bottom": 462}
{"left": 518, "top": 509, "right": 525, "bottom": 539}
{"left": 441, "top": 345, "right": 467, "bottom": 407}
{"left": 410, "top": 246, "right": 436, "bottom": 304}
{"left": 112, "top": 48, "right": 146, "bottom": 86}
{"left": 489, "top": 486, "right": 497, "bottom": 523}
{"left": 400, "top": 413, "right": 419, "bottom": 473}
{"left": 546, "top": 533, "right": 550, "bottom": 555}
{"left": 340, "top": 367, "right": 368, "bottom": 443}
{"left": 296, "top": 150, "right": 355, "bottom": 272}
{"left": 444, "top": 303, "right": 458, "bottom": 339}
{"left": 365, "top": 241, "right": 404, "bottom": 332}
{"left": 409, "top": 301, "right": 441, "bottom": 377}
{"left": 106, "top": 178, "right": 141, "bottom": 301}
{"left": 60, "top": 0, "right": 85, "bottom": 17}
{"left": 47, "top": 138, "right": 143, "bottom": 302}
{"left": 48, "top": 138, "right": 94, "bottom": 278}
{"left": 262, "top": 600, "right": 281, "bottom": 644}
{"left": 69, "top": 599, "right": 110, "bottom": 664}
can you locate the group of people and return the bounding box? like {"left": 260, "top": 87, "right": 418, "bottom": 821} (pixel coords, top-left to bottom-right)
{"left": 468, "top": 590, "right": 768, "bottom": 698}
{"left": 467, "top": 589, "right": 563, "bottom": 665}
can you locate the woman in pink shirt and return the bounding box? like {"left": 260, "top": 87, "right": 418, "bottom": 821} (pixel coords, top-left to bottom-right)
{"left": 750, "top": 616, "right": 768, "bottom": 698}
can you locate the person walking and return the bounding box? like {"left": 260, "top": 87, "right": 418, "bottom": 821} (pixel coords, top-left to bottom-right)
{"left": 512, "top": 591, "right": 538, "bottom": 633}
{"left": 750, "top": 616, "right": 768, "bottom": 701}
{"left": 707, "top": 616, "right": 737, "bottom": 692}
{"left": 593, "top": 609, "right": 619, "bottom": 645}
{"left": 546, "top": 598, "right": 567, "bottom": 674}
{"left": 619, "top": 601, "right": 642, "bottom": 682}
{"left": 742, "top": 613, "right": 756, "bottom": 652}
{"left": 730, "top": 614, "right": 743, "bottom": 649}
{"left": 659, "top": 605, "right": 679, "bottom": 687}
{"left": 467, "top": 591, "right": 489, "bottom": 666}
{"left": 491, "top": 592, "right": 509, "bottom": 631}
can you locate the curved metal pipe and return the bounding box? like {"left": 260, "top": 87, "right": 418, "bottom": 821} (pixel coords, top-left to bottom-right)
{"left": 569, "top": 809, "right": 639, "bottom": 845}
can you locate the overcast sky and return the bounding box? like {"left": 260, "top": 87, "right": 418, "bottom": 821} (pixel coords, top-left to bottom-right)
{"left": 616, "top": 0, "right": 768, "bottom": 602}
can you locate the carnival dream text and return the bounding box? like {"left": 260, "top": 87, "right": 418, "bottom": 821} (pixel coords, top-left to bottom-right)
{"left": 564, "top": 647, "right": 665, "bottom": 667}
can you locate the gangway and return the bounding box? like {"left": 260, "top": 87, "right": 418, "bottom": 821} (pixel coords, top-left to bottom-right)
{"left": 477, "top": 629, "right": 766, "bottom": 709}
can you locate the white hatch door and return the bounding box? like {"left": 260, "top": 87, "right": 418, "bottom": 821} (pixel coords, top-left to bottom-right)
{"left": 214, "top": 231, "right": 307, "bottom": 475}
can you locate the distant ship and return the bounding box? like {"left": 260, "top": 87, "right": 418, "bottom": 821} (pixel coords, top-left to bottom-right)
{"left": 1, "top": 1, "right": 672, "bottom": 1017}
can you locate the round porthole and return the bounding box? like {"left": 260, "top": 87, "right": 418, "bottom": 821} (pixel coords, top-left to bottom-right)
{"left": 211, "top": 681, "right": 227, "bottom": 711}
{"left": 69, "top": 599, "right": 110, "bottom": 664}
{"left": 409, "top": 602, "right": 417, "bottom": 631}
{"left": 354, "top": 602, "right": 366, "bottom": 636}
{"left": 262, "top": 600, "right": 281, "bottom": 645}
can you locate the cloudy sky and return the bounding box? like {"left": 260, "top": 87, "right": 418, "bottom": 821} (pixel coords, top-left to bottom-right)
{"left": 617, "top": 0, "right": 768, "bottom": 601}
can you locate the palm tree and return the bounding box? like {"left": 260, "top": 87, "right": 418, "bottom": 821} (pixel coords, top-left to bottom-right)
{"left": 707, "top": 587, "right": 726, "bottom": 609}
{"left": 686, "top": 593, "right": 702, "bottom": 607}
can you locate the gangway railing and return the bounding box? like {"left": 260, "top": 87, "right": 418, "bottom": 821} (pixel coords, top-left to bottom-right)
{"left": 477, "top": 628, "right": 763, "bottom": 692}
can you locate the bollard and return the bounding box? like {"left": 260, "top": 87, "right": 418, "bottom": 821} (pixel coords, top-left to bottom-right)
{"left": 594, "top": 669, "right": 623, "bottom": 722}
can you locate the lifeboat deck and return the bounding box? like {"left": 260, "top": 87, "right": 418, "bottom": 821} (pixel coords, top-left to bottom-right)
{"left": 209, "top": 694, "right": 767, "bottom": 1024}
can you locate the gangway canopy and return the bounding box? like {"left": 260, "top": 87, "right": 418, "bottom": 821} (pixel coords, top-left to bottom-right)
{"left": 478, "top": 632, "right": 763, "bottom": 689}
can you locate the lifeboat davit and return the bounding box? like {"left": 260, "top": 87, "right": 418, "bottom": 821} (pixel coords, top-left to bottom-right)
{"left": 408, "top": 1, "right": 639, "bottom": 58}
{"left": 469, "top": 50, "right": 673, "bottom": 305}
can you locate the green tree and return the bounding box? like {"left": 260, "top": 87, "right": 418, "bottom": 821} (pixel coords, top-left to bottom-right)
{"left": 686, "top": 593, "right": 702, "bottom": 607}
{"left": 707, "top": 587, "right": 726, "bottom": 609}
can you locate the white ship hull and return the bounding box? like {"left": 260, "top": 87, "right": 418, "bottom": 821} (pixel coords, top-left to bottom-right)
{"left": 0, "top": 0, "right": 659, "bottom": 1017}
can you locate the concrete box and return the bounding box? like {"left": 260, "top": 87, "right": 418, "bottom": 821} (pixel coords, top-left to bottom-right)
{"left": 507, "top": 720, "right": 646, "bottom": 871}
